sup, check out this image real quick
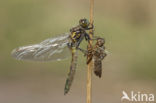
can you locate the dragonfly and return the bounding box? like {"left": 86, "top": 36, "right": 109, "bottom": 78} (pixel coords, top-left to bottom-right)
{"left": 78, "top": 37, "right": 107, "bottom": 78}
{"left": 11, "top": 18, "right": 93, "bottom": 95}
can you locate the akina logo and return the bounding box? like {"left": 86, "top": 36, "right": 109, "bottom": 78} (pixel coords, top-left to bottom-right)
{"left": 121, "top": 91, "right": 154, "bottom": 102}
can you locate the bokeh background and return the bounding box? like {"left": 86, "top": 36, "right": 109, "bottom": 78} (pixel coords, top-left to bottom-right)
{"left": 0, "top": 0, "right": 156, "bottom": 103}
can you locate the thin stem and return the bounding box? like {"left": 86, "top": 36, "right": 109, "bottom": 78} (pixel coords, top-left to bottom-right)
{"left": 87, "top": 0, "right": 94, "bottom": 103}
{"left": 90, "top": 0, "right": 94, "bottom": 24}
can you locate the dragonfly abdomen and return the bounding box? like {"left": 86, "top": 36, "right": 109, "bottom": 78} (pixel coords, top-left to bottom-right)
{"left": 64, "top": 47, "right": 78, "bottom": 95}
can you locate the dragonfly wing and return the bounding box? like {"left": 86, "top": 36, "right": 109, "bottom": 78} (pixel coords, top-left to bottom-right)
{"left": 93, "top": 57, "right": 102, "bottom": 78}
{"left": 64, "top": 49, "right": 78, "bottom": 95}
{"left": 93, "top": 46, "right": 107, "bottom": 78}
{"left": 11, "top": 33, "right": 71, "bottom": 61}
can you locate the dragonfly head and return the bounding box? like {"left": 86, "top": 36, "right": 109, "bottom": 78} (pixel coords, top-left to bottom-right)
{"left": 79, "top": 18, "right": 90, "bottom": 28}
{"left": 96, "top": 38, "right": 105, "bottom": 47}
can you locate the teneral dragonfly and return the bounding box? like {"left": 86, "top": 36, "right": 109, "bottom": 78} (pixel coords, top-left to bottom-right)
{"left": 11, "top": 18, "right": 93, "bottom": 95}
{"left": 78, "top": 37, "right": 107, "bottom": 78}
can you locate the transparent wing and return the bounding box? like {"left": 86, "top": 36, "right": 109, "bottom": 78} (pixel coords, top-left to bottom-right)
{"left": 11, "top": 33, "right": 71, "bottom": 62}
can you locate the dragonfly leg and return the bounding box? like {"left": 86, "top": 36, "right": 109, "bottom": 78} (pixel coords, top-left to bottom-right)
{"left": 77, "top": 47, "right": 87, "bottom": 56}
{"left": 77, "top": 47, "right": 93, "bottom": 64}
{"left": 75, "top": 34, "right": 85, "bottom": 48}
{"left": 84, "top": 33, "right": 90, "bottom": 41}
{"left": 84, "top": 34, "right": 105, "bottom": 43}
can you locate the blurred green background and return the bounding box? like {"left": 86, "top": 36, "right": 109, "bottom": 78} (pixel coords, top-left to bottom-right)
{"left": 0, "top": 0, "right": 156, "bottom": 103}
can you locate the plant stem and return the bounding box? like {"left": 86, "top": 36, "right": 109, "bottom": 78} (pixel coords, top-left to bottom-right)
{"left": 87, "top": 0, "right": 94, "bottom": 103}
